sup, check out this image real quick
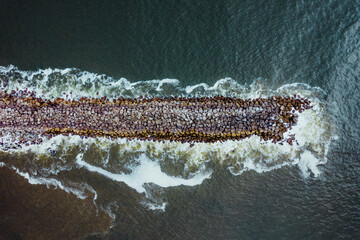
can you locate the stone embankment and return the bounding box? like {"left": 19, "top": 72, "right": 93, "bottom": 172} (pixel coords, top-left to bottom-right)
{"left": 0, "top": 90, "right": 311, "bottom": 147}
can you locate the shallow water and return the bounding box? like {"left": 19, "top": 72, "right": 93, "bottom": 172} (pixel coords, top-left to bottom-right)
{"left": 0, "top": 0, "right": 359, "bottom": 239}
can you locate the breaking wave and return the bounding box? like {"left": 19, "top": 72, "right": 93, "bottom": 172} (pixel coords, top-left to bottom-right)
{"left": 0, "top": 65, "right": 336, "bottom": 211}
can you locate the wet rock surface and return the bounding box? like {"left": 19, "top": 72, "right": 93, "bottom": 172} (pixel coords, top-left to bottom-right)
{"left": 0, "top": 90, "right": 311, "bottom": 147}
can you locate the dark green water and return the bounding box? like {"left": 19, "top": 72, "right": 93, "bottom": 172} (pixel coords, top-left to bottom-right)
{"left": 1, "top": 0, "right": 354, "bottom": 86}
{"left": 0, "top": 0, "right": 359, "bottom": 239}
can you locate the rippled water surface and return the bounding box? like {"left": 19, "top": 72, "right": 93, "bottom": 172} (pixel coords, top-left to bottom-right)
{"left": 0, "top": 0, "right": 359, "bottom": 239}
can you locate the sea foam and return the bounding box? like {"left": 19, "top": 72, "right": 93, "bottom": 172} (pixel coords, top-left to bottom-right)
{"left": 0, "top": 65, "right": 336, "bottom": 210}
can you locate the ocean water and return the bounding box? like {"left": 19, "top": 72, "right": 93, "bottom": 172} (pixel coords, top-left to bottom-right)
{"left": 0, "top": 0, "right": 359, "bottom": 239}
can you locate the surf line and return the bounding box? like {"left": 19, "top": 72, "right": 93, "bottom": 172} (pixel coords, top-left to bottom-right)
{"left": 0, "top": 90, "right": 311, "bottom": 147}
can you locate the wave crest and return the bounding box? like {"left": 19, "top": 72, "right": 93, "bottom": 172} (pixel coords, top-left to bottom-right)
{"left": 0, "top": 65, "right": 336, "bottom": 210}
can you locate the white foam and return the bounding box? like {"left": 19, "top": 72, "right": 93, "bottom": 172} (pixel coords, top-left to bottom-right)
{"left": 0, "top": 65, "right": 335, "bottom": 181}
{"left": 0, "top": 64, "right": 338, "bottom": 215}
{"left": 298, "top": 150, "right": 321, "bottom": 177}
{"left": 1, "top": 102, "right": 332, "bottom": 180}
{"left": 0, "top": 65, "right": 315, "bottom": 100}
{"left": 12, "top": 166, "right": 88, "bottom": 199}
{"left": 185, "top": 83, "right": 210, "bottom": 93}
{"left": 142, "top": 201, "right": 167, "bottom": 212}
{"left": 76, "top": 153, "right": 212, "bottom": 193}
{"left": 103, "top": 201, "right": 118, "bottom": 221}
{"left": 155, "top": 78, "right": 180, "bottom": 91}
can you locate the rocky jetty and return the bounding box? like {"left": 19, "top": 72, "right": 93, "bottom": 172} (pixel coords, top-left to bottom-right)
{"left": 0, "top": 90, "right": 311, "bottom": 147}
